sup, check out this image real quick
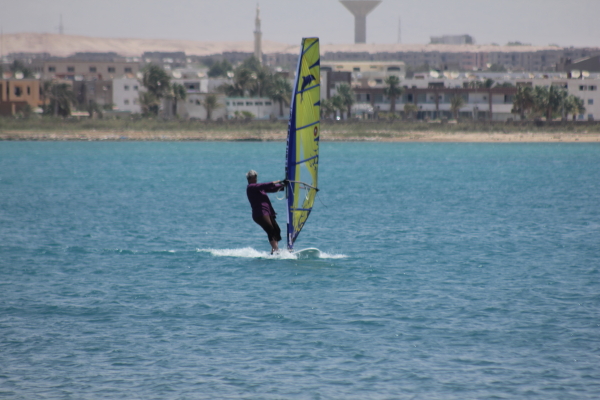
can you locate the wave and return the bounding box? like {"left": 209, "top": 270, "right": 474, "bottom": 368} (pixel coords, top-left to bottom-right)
{"left": 197, "top": 247, "right": 346, "bottom": 260}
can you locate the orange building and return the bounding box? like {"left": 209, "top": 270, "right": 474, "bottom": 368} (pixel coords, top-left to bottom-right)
{"left": 0, "top": 79, "right": 42, "bottom": 116}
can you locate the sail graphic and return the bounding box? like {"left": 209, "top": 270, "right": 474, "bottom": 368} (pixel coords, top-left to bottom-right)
{"left": 285, "top": 37, "right": 320, "bottom": 251}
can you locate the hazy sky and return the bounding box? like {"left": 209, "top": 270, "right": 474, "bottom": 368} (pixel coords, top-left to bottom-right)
{"left": 3, "top": 0, "right": 600, "bottom": 47}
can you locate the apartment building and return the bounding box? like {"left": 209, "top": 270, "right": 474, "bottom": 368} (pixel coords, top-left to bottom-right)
{"left": 317, "top": 46, "right": 600, "bottom": 72}
{"left": 352, "top": 72, "right": 600, "bottom": 121}
{"left": 0, "top": 79, "right": 42, "bottom": 116}
{"left": 41, "top": 60, "right": 139, "bottom": 80}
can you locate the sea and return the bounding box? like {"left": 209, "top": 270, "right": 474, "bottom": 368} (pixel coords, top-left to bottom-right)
{"left": 1, "top": 141, "right": 599, "bottom": 399}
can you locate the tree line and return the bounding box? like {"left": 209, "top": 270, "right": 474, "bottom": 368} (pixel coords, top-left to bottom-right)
{"left": 511, "top": 85, "right": 586, "bottom": 121}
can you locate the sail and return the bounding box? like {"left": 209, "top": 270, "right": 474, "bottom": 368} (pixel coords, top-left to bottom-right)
{"left": 285, "top": 37, "right": 320, "bottom": 251}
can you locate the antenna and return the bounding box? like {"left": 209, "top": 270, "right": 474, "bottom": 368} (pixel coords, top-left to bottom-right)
{"left": 339, "top": 1, "right": 382, "bottom": 44}
{"left": 397, "top": 17, "right": 401, "bottom": 44}
{"left": 59, "top": 14, "right": 64, "bottom": 35}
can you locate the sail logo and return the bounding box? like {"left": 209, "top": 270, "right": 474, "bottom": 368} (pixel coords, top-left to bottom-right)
{"left": 300, "top": 74, "right": 316, "bottom": 101}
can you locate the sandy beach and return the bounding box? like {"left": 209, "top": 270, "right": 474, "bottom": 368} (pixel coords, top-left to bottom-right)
{"left": 2, "top": 129, "right": 600, "bottom": 142}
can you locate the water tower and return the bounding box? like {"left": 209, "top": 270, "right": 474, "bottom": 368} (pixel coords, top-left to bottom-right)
{"left": 339, "top": 0, "right": 382, "bottom": 44}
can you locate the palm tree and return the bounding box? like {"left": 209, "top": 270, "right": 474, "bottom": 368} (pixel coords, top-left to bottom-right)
{"left": 140, "top": 64, "right": 171, "bottom": 116}
{"left": 221, "top": 67, "right": 254, "bottom": 97}
{"left": 207, "top": 59, "right": 233, "bottom": 78}
{"left": 320, "top": 98, "right": 336, "bottom": 120}
{"left": 450, "top": 95, "right": 465, "bottom": 120}
{"left": 383, "top": 75, "right": 403, "bottom": 114}
{"left": 40, "top": 80, "right": 54, "bottom": 107}
{"left": 511, "top": 86, "right": 534, "bottom": 120}
{"left": 483, "top": 78, "right": 495, "bottom": 88}
{"left": 139, "top": 91, "right": 161, "bottom": 116}
{"left": 268, "top": 76, "right": 292, "bottom": 117}
{"left": 240, "top": 56, "right": 262, "bottom": 73}
{"left": 170, "top": 83, "right": 187, "bottom": 117}
{"left": 549, "top": 86, "right": 567, "bottom": 121}
{"left": 250, "top": 68, "right": 273, "bottom": 98}
{"left": 202, "top": 94, "right": 221, "bottom": 121}
{"left": 533, "top": 85, "right": 567, "bottom": 121}
{"left": 403, "top": 102, "right": 418, "bottom": 120}
{"left": 45, "top": 82, "right": 77, "bottom": 117}
{"left": 532, "top": 86, "right": 549, "bottom": 118}
{"left": 331, "top": 95, "right": 345, "bottom": 120}
{"left": 573, "top": 96, "right": 586, "bottom": 121}
{"left": 564, "top": 95, "right": 586, "bottom": 121}
{"left": 141, "top": 64, "right": 171, "bottom": 100}
{"left": 336, "top": 83, "right": 355, "bottom": 119}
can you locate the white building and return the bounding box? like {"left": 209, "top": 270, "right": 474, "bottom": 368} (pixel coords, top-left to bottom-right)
{"left": 225, "top": 97, "right": 279, "bottom": 120}
{"left": 566, "top": 80, "right": 598, "bottom": 120}
{"left": 112, "top": 77, "right": 142, "bottom": 113}
{"left": 179, "top": 93, "right": 227, "bottom": 120}
{"left": 137, "top": 67, "right": 598, "bottom": 121}
{"left": 352, "top": 71, "right": 600, "bottom": 121}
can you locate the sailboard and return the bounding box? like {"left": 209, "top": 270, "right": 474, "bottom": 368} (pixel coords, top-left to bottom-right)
{"left": 293, "top": 247, "right": 321, "bottom": 259}
{"left": 285, "top": 37, "right": 320, "bottom": 252}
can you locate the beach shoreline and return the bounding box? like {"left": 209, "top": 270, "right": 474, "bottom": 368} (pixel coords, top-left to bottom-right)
{"left": 2, "top": 129, "right": 600, "bottom": 142}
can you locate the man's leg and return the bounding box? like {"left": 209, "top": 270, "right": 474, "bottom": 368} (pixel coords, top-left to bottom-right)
{"left": 258, "top": 215, "right": 279, "bottom": 254}
{"left": 269, "top": 215, "right": 282, "bottom": 254}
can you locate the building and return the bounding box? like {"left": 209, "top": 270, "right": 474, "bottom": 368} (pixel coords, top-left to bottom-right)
{"left": 225, "top": 97, "right": 278, "bottom": 120}
{"left": 142, "top": 52, "right": 187, "bottom": 69}
{"left": 556, "top": 55, "right": 600, "bottom": 74}
{"left": 322, "top": 61, "right": 405, "bottom": 91}
{"left": 72, "top": 80, "right": 113, "bottom": 109}
{"left": 316, "top": 44, "right": 600, "bottom": 73}
{"left": 40, "top": 59, "right": 139, "bottom": 80}
{"left": 430, "top": 35, "right": 475, "bottom": 45}
{"left": 0, "top": 79, "right": 42, "bottom": 116}
{"left": 112, "top": 77, "right": 142, "bottom": 113}
{"left": 355, "top": 85, "right": 516, "bottom": 121}
{"left": 351, "top": 72, "right": 600, "bottom": 121}
{"left": 174, "top": 93, "right": 227, "bottom": 120}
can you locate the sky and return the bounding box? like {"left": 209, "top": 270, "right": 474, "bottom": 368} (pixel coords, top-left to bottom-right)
{"left": 2, "top": 0, "right": 600, "bottom": 48}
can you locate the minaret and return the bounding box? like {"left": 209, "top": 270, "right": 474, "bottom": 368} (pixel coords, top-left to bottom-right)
{"left": 254, "top": 4, "right": 262, "bottom": 64}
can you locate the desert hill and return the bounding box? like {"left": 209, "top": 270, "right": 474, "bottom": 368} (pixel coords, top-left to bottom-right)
{"left": 1, "top": 32, "right": 564, "bottom": 58}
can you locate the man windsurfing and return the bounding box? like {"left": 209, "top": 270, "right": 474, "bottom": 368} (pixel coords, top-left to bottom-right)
{"left": 246, "top": 170, "right": 285, "bottom": 254}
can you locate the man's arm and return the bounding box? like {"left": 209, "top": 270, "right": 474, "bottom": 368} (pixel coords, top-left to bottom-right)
{"left": 259, "top": 181, "right": 284, "bottom": 193}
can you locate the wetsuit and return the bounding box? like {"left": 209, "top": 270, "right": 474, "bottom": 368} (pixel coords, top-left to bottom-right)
{"left": 246, "top": 182, "right": 284, "bottom": 242}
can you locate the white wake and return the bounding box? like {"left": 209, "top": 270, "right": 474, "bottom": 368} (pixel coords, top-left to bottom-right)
{"left": 197, "top": 247, "right": 346, "bottom": 259}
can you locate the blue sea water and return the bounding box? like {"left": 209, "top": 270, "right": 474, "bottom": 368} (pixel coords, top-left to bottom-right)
{"left": 1, "top": 141, "right": 599, "bottom": 399}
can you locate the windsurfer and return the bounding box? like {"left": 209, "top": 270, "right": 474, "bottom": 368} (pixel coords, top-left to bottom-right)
{"left": 246, "top": 170, "right": 285, "bottom": 254}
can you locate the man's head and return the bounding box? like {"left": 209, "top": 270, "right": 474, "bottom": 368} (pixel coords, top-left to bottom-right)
{"left": 246, "top": 170, "right": 258, "bottom": 183}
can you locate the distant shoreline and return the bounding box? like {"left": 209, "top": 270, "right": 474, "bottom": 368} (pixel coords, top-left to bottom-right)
{"left": 2, "top": 130, "right": 600, "bottom": 142}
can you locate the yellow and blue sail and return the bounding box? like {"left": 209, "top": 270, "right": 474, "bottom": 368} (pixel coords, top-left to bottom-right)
{"left": 285, "top": 37, "right": 320, "bottom": 251}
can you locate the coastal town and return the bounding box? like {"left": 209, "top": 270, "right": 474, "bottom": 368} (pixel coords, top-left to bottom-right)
{"left": 3, "top": 3, "right": 600, "bottom": 399}
{"left": 1, "top": 3, "right": 600, "bottom": 127}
